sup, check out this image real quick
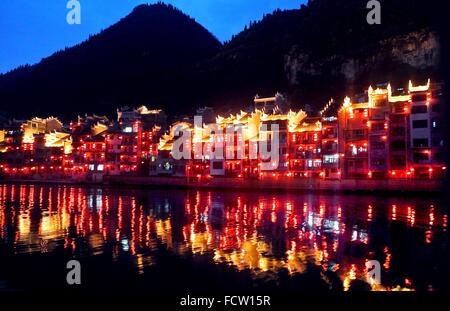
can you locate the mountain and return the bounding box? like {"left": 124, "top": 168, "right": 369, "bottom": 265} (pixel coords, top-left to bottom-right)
{"left": 0, "top": 0, "right": 443, "bottom": 121}
{"left": 0, "top": 3, "right": 221, "bottom": 120}
{"left": 186, "top": 0, "right": 442, "bottom": 112}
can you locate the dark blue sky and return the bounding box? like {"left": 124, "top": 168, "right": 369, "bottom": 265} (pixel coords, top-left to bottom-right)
{"left": 0, "top": 0, "right": 303, "bottom": 74}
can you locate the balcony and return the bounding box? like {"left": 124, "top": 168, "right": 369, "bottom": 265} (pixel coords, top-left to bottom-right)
{"left": 344, "top": 130, "right": 367, "bottom": 142}
{"left": 345, "top": 152, "right": 368, "bottom": 159}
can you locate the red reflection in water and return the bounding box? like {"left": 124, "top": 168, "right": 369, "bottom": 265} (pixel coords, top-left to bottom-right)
{"left": 0, "top": 184, "right": 447, "bottom": 291}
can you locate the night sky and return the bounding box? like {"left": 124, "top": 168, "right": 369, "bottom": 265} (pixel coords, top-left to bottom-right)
{"left": 0, "top": 0, "right": 304, "bottom": 74}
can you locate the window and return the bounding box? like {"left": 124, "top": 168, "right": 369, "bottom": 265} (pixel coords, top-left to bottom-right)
{"left": 323, "top": 141, "right": 336, "bottom": 152}
{"left": 413, "top": 152, "right": 429, "bottom": 162}
{"left": 413, "top": 138, "right": 428, "bottom": 148}
{"left": 432, "top": 119, "right": 438, "bottom": 129}
{"left": 432, "top": 104, "right": 441, "bottom": 112}
{"left": 412, "top": 120, "right": 428, "bottom": 128}
{"left": 412, "top": 94, "right": 427, "bottom": 102}
{"left": 390, "top": 140, "right": 405, "bottom": 151}
{"left": 375, "top": 100, "right": 388, "bottom": 108}
{"left": 390, "top": 127, "right": 405, "bottom": 136}
{"left": 348, "top": 129, "right": 366, "bottom": 140}
{"left": 325, "top": 128, "right": 335, "bottom": 136}
{"left": 411, "top": 105, "right": 428, "bottom": 114}
{"left": 371, "top": 159, "right": 385, "bottom": 166}
{"left": 212, "top": 161, "right": 223, "bottom": 170}
{"left": 372, "top": 142, "right": 385, "bottom": 150}
{"left": 353, "top": 129, "right": 365, "bottom": 135}
{"left": 323, "top": 155, "right": 339, "bottom": 164}
{"left": 371, "top": 123, "right": 384, "bottom": 131}
{"left": 390, "top": 115, "right": 403, "bottom": 123}
{"left": 393, "top": 105, "right": 407, "bottom": 113}
{"left": 89, "top": 164, "right": 95, "bottom": 171}
{"left": 97, "top": 164, "right": 104, "bottom": 171}
{"left": 391, "top": 157, "right": 406, "bottom": 166}
{"left": 123, "top": 127, "right": 133, "bottom": 133}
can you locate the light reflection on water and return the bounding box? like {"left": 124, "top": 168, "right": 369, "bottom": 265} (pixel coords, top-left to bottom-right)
{"left": 0, "top": 183, "right": 448, "bottom": 291}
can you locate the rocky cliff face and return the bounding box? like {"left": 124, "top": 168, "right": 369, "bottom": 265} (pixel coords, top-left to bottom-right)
{"left": 285, "top": 29, "right": 440, "bottom": 85}
{"left": 386, "top": 30, "right": 440, "bottom": 69}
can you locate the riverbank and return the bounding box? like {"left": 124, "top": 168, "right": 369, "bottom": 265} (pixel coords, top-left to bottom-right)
{"left": 0, "top": 176, "right": 444, "bottom": 195}
{"left": 104, "top": 176, "right": 444, "bottom": 195}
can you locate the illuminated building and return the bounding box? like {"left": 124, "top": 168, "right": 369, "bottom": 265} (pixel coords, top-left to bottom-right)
{"left": 289, "top": 116, "right": 323, "bottom": 177}
{"left": 261, "top": 116, "right": 290, "bottom": 174}
{"left": 211, "top": 109, "right": 301, "bottom": 178}
{"left": 153, "top": 122, "right": 192, "bottom": 177}
{"left": 118, "top": 106, "right": 166, "bottom": 174}
{"left": 105, "top": 123, "right": 123, "bottom": 176}
{"left": 0, "top": 79, "right": 445, "bottom": 181}
{"left": 254, "top": 93, "right": 288, "bottom": 114}
{"left": 118, "top": 120, "right": 140, "bottom": 174}
{"left": 70, "top": 115, "right": 111, "bottom": 176}
{"left": 0, "top": 120, "right": 25, "bottom": 172}
{"left": 0, "top": 130, "right": 8, "bottom": 154}
{"left": 337, "top": 79, "right": 445, "bottom": 179}
{"left": 0, "top": 130, "right": 5, "bottom": 145}
{"left": 117, "top": 106, "right": 166, "bottom": 128}
{"left": 388, "top": 86, "right": 411, "bottom": 177}
{"left": 367, "top": 85, "right": 390, "bottom": 178}
{"left": 408, "top": 80, "right": 446, "bottom": 178}
{"left": 321, "top": 116, "right": 340, "bottom": 179}
{"left": 151, "top": 80, "right": 445, "bottom": 181}
{"left": 215, "top": 110, "right": 251, "bottom": 177}
{"left": 338, "top": 97, "right": 369, "bottom": 178}
{"left": 19, "top": 117, "right": 64, "bottom": 164}
{"left": 22, "top": 117, "right": 63, "bottom": 145}
{"left": 81, "top": 135, "right": 107, "bottom": 182}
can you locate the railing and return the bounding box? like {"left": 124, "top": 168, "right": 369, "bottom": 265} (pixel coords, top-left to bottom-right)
{"left": 344, "top": 130, "right": 367, "bottom": 141}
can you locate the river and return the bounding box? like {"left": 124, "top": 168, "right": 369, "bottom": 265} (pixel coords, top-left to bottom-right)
{"left": 0, "top": 183, "right": 448, "bottom": 292}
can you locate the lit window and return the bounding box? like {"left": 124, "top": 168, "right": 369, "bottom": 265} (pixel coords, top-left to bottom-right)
{"left": 163, "top": 162, "right": 171, "bottom": 171}
{"left": 324, "top": 154, "right": 339, "bottom": 164}
{"left": 97, "top": 164, "right": 104, "bottom": 171}
{"left": 123, "top": 127, "right": 133, "bottom": 133}
{"left": 89, "top": 164, "right": 95, "bottom": 171}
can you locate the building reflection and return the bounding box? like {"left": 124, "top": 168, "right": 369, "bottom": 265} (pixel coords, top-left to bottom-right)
{"left": 0, "top": 183, "right": 448, "bottom": 291}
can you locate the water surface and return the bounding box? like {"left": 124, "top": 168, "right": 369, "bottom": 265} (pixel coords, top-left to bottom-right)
{"left": 0, "top": 183, "right": 448, "bottom": 292}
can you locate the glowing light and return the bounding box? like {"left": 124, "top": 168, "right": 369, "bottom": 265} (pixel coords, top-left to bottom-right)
{"left": 409, "top": 79, "right": 431, "bottom": 93}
